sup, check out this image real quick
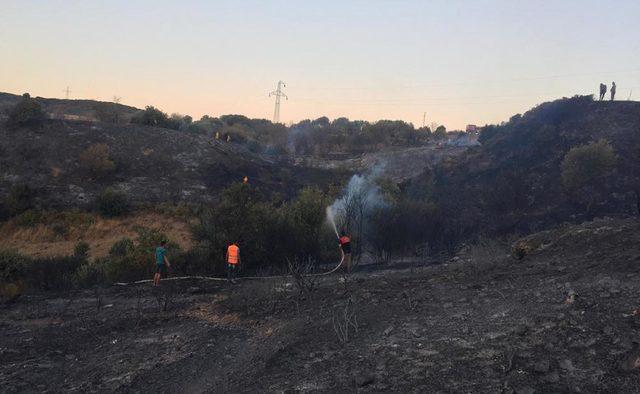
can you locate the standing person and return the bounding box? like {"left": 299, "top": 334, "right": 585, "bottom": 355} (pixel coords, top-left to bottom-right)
{"left": 338, "top": 231, "right": 352, "bottom": 274}
{"left": 226, "top": 242, "right": 241, "bottom": 283}
{"left": 599, "top": 83, "right": 607, "bottom": 101}
{"left": 611, "top": 81, "right": 617, "bottom": 101}
{"left": 153, "top": 240, "right": 170, "bottom": 286}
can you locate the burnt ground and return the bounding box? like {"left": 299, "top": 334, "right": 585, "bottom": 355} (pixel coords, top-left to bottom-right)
{"left": 2, "top": 217, "right": 640, "bottom": 393}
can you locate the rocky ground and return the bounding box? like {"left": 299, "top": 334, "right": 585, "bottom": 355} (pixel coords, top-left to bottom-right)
{"left": 1, "top": 217, "right": 640, "bottom": 393}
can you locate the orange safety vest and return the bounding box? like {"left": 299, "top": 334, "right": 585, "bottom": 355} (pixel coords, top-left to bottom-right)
{"left": 227, "top": 244, "right": 239, "bottom": 264}
{"left": 339, "top": 236, "right": 350, "bottom": 245}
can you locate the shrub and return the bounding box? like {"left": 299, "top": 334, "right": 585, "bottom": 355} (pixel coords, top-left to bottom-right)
{"left": 109, "top": 238, "right": 134, "bottom": 257}
{"left": 131, "top": 106, "right": 177, "bottom": 129}
{"left": 79, "top": 143, "right": 116, "bottom": 178}
{"left": 0, "top": 252, "right": 26, "bottom": 298}
{"left": 94, "top": 103, "right": 121, "bottom": 124}
{"left": 0, "top": 248, "right": 101, "bottom": 293}
{"left": 561, "top": 139, "right": 617, "bottom": 191}
{"left": 51, "top": 223, "right": 69, "bottom": 238}
{"left": 74, "top": 261, "right": 106, "bottom": 288}
{"left": 73, "top": 241, "right": 90, "bottom": 261}
{"left": 96, "top": 188, "right": 130, "bottom": 217}
{"left": 23, "top": 256, "right": 85, "bottom": 291}
{"left": 6, "top": 93, "right": 45, "bottom": 128}
{"left": 104, "top": 229, "right": 181, "bottom": 283}
{"left": 5, "top": 184, "right": 36, "bottom": 217}
{"left": 192, "top": 184, "right": 334, "bottom": 274}
{"left": 0, "top": 250, "right": 30, "bottom": 284}
{"left": 434, "top": 125, "right": 447, "bottom": 139}
{"left": 561, "top": 139, "right": 617, "bottom": 214}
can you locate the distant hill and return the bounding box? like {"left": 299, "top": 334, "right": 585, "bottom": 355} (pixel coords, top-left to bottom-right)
{"left": 0, "top": 92, "right": 139, "bottom": 123}
{"left": 410, "top": 95, "right": 640, "bottom": 243}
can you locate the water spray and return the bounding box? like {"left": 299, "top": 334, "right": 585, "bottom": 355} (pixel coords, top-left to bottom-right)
{"left": 326, "top": 206, "right": 339, "bottom": 239}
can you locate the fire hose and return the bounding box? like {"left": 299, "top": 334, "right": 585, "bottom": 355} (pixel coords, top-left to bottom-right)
{"left": 113, "top": 254, "right": 345, "bottom": 286}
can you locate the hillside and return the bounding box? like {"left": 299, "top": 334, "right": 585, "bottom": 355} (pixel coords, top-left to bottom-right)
{"left": 411, "top": 96, "right": 640, "bottom": 243}
{"left": 0, "top": 119, "right": 340, "bottom": 210}
{"left": 0, "top": 92, "right": 139, "bottom": 122}
{"left": 1, "top": 217, "right": 639, "bottom": 392}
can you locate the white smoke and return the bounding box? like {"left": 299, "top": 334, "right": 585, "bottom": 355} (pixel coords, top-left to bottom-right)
{"left": 327, "top": 164, "right": 387, "bottom": 236}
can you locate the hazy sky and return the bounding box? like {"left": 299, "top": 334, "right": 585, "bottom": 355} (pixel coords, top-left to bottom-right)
{"left": 2, "top": 0, "right": 639, "bottom": 129}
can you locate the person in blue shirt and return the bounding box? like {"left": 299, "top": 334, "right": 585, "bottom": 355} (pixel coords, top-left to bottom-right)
{"left": 153, "top": 240, "right": 170, "bottom": 286}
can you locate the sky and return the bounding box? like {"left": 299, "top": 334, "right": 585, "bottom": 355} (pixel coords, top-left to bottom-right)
{"left": 1, "top": 0, "right": 639, "bottom": 129}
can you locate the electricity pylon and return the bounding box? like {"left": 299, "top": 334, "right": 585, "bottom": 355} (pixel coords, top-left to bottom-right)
{"left": 269, "top": 81, "right": 287, "bottom": 123}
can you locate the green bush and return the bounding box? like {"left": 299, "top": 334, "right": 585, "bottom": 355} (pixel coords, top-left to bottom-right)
{"left": 104, "top": 229, "right": 181, "bottom": 283}
{"left": 0, "top": 250, "right": 30, "bottom": 284}
{"left": 109, "top": 238, "right": 134, "bottom": 257}
{"left": 74, "top": 261, "right": 106, "bottom": 288}
{"left": 561, "top": 139, "right": 617, "bottom": 191}
{"left": 6, "top": 93, "right": 45, "bottom": 129}
{"left": 192, "top": 184, "right": 335, "bottom": 274}
{"left": 96, "top": 188, "right": 130, "bottom": 217}
{"left": 79, "top": 143, "right": 116, "bottom": 178}
{"left": 561, "top": 139, "right": 617, "bottom": 214}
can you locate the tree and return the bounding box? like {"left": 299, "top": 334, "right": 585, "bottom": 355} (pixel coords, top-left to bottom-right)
{"left": 6, "top": 93, "right": 45, "bottom": 128}
{"left": 561, "top": 139, "right": 617, "bottom": 215}
{"left": 131, "top": 106, "right": 170, "bottom": 128}
{"left": 79, "top": 143, "right": 115, "bottom": 178}
{"left": 434, "top": 125, "right": 447, "bottom": 139}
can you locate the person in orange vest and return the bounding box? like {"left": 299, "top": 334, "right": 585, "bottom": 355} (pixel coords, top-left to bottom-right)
{"left": 338, "top": 231, "right": 352, "bottom": 274}
{"left": 226, "top": 242, "right": 241, "bottom": 283}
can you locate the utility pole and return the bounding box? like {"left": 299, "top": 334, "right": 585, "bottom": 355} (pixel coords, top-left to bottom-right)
{"left": 63, "top": 86, "right": 71, "bottom": 99}
{"left": 269, "top": 80, "right": 287, "bottom": 123}
{"left": 422, "top": 112, "right": 426, "bottom": 128}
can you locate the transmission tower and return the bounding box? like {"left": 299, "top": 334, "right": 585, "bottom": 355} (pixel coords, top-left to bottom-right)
{"left": 269, "top": 81, "right": 287, "bottom": 123}
{"left": 63, "top": 86, "right": 71, "bottom": 99}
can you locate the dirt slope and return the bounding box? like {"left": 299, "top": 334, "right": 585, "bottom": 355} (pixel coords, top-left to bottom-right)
{"left": 0, "top": 212, "right": 193, "bottom": 259}
{"left": 2, "top": 218, "right": 640, "bottom": 392}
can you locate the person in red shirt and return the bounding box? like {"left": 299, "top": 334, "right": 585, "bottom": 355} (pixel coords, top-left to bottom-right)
{"left": 338, "top": 231, "right": 352, "bottom": 274}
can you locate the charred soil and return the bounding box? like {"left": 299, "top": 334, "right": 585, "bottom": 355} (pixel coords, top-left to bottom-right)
{"left": 2, "top": 217, "right": 640, "bottom": 392}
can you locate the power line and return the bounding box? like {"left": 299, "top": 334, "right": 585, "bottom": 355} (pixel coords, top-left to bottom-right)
{"left": 269, "top": 80, "right": 288, "bottom": 123}
{"left": 291, "top": 69, "right": 640, "bottom": 92}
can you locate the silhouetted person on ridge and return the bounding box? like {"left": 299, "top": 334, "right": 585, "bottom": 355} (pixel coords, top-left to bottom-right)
{"left": 599, "top": 83, "right": 607, "bottom": 101}
{"left": 610, "top": 81, "right": 616, "bottom": 101}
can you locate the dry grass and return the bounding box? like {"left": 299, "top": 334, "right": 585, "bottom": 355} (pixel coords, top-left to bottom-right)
{"left": 0, "top": 212, "right": 193, "bottom": 259}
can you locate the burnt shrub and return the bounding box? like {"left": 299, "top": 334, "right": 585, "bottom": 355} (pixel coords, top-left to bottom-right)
{"left": 24, "top": 256, "right": 84, "bottom": 291}
{"left": 0, "top": 250, "right": 30, "bottom": 300}
{"left": 96, "top": 188, "right": 130, "bottom": 217}
{"left": 6, "top": 93, "right": 45, "bottom": 129}
{"left": 5, "top": 184, "right": 36, "bottom": 217}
